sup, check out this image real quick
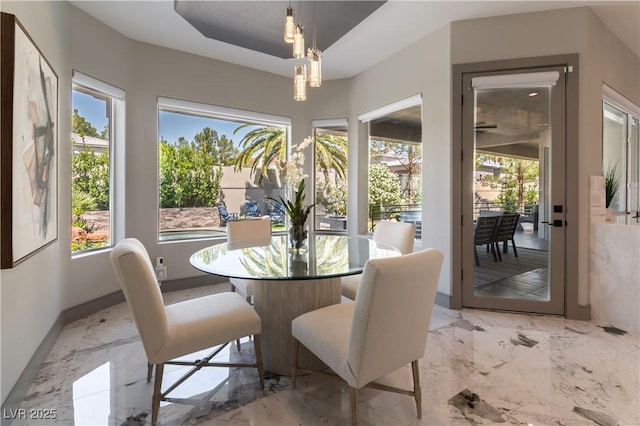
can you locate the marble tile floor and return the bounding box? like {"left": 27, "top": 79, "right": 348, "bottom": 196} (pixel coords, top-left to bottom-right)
{"left": 12, "top": 284, "right": 640, "bottom": 426}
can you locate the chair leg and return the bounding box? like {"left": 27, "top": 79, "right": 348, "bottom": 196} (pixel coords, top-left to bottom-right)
{"left": 231, "top": 284, "right": 244, "bottom": 351}
{"left": 147, "top": 363, "right": 153, "bottom": 382}
{"left": 350, "top": 387, "right": 358, "bottom": 426}
{"left": 412, "top": 360, "right": 422, "bottom": 419}
{"left": 511, "top": 239, "right": 518, "bottom": 257}
{"left": 151, "top": 363, "right": 164, "bottom": 426}
{"left": 253, "top": 334, "right": 265, "bottom": 390}
{"left": 494, "top": 242, "right": 502, "bottom": 262}
{"left": 489, "top": 242, "right": 498, "bottom": 262}
{"left": 474, "top": 246, "right": 480, "bottom": 266}
{"left": 503, "top": 240, "right": 508, "bottom": 253}
{"left": 291, "top": 338, "right": 300, "bottom": 389}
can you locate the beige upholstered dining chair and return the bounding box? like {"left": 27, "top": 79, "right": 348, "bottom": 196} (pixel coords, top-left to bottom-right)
{"left": 292, "top": 248, "right": 444, "bottom": 425}
{"left": 341, "top": 220, "right": 416, "bottom": 300}
{"left": 226, "top": 217, "right": 272, "bottom": 300}
{"left": 110, "top": 238, "right": 264, "bottom": 426}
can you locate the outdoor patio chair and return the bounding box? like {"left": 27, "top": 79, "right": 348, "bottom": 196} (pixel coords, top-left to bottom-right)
{"left": 520, "top": 204, "right": 539, "bottom": 231}
{"left": 243, "top": 201, "right": 261, "bottom": 218}
{"left": 493, "top": 213, "right": 520, "bottom": 260}
{"left": 474, "top": 215, "right": 500, "bottom": 266}
{"left": 478, "top": 210, "right": 504, "bottom": 252}
{"left": 217, "top": 203, "right": 238, "bottom": 226}
{"left": 268, "top": 201, "right": 285, "bottom": 223}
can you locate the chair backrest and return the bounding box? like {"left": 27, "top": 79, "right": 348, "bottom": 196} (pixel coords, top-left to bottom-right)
{"left": 227, "top": 218, "right": 272, "bottom": 249}
{"left": 474, "top": 215, "right": 499, "bottom": 246}
{"left": 347, "top": 249, "right": 444, "bottom": 387}
{"left": 271, "top": 201, "right": 284, "bottom": 214}
{"left": 372, "top": 220, "right": 416, "bottom": 255}
{"left": 245, "top": 201, "right": 261, "bottom": 216}
{"left": 494, "top": 213, "right": 520, "bottom": 242}
{"left": 218, "top": 204, "right": 230, "bottom": 219}
{"left": 479, "top": 210, "right": 504, "bottom": 217}
{"left": 110, "top": 238, "right": 169, "bottom": 361}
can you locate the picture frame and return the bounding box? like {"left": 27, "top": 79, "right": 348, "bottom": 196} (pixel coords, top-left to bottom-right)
{"left": 1, "top": 12, "right": 58, "bottom": 269}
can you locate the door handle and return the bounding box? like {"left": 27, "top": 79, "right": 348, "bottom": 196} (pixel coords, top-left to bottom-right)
{"left": 540, "top": 220, "right": 564, "bottom": 227}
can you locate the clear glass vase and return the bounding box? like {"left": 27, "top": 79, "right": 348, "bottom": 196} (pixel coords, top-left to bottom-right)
{"left": 288, "top": 223, "right": 308, "bottom": 254}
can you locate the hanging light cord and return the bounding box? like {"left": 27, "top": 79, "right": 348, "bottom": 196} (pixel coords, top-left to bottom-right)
{"left": 313, "top": 1, "right": 317, "bottom": 49}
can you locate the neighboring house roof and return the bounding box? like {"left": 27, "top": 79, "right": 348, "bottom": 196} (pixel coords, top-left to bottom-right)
{"left": 72, "top": 133, "right": 109, "bottom": 153}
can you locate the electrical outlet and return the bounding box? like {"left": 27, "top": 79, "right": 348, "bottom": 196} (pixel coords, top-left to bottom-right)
{"left": 155, "top": 265, "right": 167, "bottom": 281}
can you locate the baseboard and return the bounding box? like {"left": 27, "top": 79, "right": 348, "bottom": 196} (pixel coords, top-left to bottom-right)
{"left": 60, "top": 290, "right": 125, "bottom": 325}
{"left": 576, "top": 304, "right": 591, "bottom": 321}
{"left": 1, "top": 275, "right": 226, "bottom": 415}
{"left": 1, "top": 314, "right": 64, "bottom": 426}
{"left": 59, "top": 275, "right": 226, "bottom": 323}
{"left": 435, "top": 291, "right": 452, "bottom": 309}
{"left": 160, "top": 274, "right": 227, "bottom": 292}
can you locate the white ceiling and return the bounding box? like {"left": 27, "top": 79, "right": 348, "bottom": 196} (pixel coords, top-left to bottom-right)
{"left": 71, "top": 0, "right": 639, "bottom": 81}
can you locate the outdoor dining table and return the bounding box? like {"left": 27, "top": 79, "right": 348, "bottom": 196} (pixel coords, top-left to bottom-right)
{"left": 190, "top": 233, "right": 400, "bottom": 375}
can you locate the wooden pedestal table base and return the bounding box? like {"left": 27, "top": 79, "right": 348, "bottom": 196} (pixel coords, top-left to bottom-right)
{"left": 252, "top": 277, "right": 341, "bottom": 375}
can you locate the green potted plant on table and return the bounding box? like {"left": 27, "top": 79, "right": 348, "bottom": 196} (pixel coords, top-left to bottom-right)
{"left": 272, "top": 137, "right": 315, "bottom": 253}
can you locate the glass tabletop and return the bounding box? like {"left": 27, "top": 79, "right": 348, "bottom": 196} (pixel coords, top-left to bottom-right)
{"left": 189, "top": 234, "right": 400, "bottom": 280}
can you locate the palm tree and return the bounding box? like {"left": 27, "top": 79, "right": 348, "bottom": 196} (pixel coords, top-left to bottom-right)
{"left": 315, "top": 133, "right": 347, "bottom": 182}
{"left": 233, "top": 125, "right": 348, "bottom": 183}
{"left": 234, "top": 125, "right": 286, "bottom": 183}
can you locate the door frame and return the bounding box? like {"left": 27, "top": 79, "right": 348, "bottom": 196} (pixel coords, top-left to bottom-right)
{"left": 451, "top": 54, "right": 581, "bottom": 319}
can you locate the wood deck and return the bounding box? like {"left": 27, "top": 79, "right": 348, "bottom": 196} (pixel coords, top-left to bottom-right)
{"left": 473, "top": 229, "right": 549, "bottom": 300}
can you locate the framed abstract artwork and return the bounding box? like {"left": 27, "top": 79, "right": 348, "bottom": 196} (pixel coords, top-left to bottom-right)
{"left": 1, "top": 13, "right": 58, "bottom": 269}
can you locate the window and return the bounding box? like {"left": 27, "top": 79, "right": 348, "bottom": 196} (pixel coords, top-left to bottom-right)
{"left": 360, "top": 95, "right": 422, "bottom": 234}
{"left": 312, "top": 119, "right": 348, "bottom": 232}
{"left": 157, "top": 97, "right": 290, "bottom": 241}
{"left": 71, "top": 72, "right": 124, "bottom": 254}
{"left": 603, "top": 85, "right": 640, "bottom": 214}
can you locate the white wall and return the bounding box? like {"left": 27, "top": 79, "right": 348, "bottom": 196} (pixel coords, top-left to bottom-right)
{"left": 452, "top": 7, "right": 639, "bottom": 307}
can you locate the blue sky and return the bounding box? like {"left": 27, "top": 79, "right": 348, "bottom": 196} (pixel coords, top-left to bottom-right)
{"left": 158, "top": 111, "right": 253, "bottom": 146}
{"left": 72, "top": 90, "right": 108, "bottom": 133}
{"left": 72, "top": 90, "right": 253, "bottom": 146}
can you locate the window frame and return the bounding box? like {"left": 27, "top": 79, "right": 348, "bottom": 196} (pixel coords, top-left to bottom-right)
{"left": 602, "top": 84, "right": 640, "bottom": 214}
{"left": 312, "top": 118, "right": 349, "bottom": 234}
{"left": 359, "top": 94, "right": 423, "bottom": 236}
{"left": 156, "top": 97, "right": 291, "bottom": 243}
{"left": 71, "top": 71, "right": 125, "bottom": 257}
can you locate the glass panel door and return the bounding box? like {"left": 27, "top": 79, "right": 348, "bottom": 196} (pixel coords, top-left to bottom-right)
{"left": 461, "top": 67, "right": 566, "bottom": 315}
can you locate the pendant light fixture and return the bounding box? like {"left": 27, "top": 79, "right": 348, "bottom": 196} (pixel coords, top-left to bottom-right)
{"left": 307, "top": 1, "right": 322, "bottom": 87}
{"left": 284, "top": 5, "right": 294, "bottom": 43}
{"left": 292, "top": 1, "right": 305, "bottom": 58}
{"left": 294, "top": 64, "right": 307, "bottom": 101}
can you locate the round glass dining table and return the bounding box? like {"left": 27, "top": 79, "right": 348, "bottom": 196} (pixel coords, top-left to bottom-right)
{"left": 190, "top": 234, "right": 400, "bottom": 375}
